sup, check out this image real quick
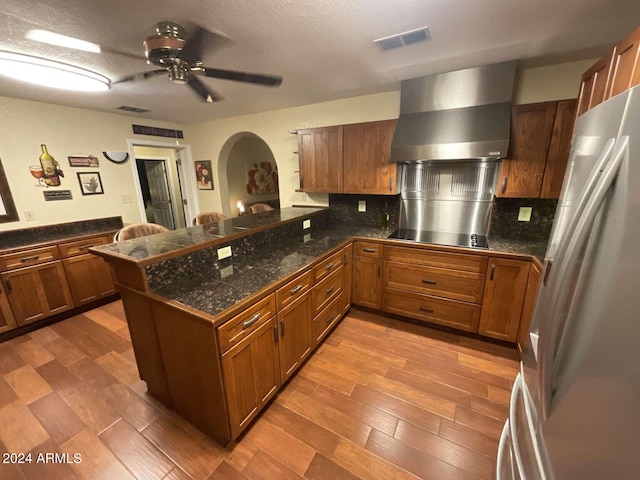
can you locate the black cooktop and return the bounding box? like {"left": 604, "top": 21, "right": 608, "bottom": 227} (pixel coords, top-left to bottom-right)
{"left": 387, "top": 229, "right": 489, "bottom": 249}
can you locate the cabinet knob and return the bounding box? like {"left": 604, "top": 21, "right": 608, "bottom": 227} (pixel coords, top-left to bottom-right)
{"left": 419, "top": 306, "right": 434, "bottom": 313}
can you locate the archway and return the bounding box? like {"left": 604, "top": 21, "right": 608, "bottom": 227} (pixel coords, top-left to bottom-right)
{"left": 218, "top": 132, "right": 280, "bottom": 217}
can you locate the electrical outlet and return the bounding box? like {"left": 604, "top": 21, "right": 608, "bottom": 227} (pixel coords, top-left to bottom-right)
{"left": 220, "top": 265, "right": 234, "bottom": 279}
{"left": 217, "top": 245, "right": 232, "bottom": 260}
{"left": 302, "top": 219, "right": 311, "bottom": 229}
{"left": 303, "top": 233, "right": 311, "bottom": 243}
{"left": 121, "top": 193, "right": 132, "bottom": 204}
{"left": 24, "top": 210, "right": 35, "bottom": 221}
{"left": 518, "top": 206, "right": 533, "bottom": 222}
{"left": 358, "top": 200, "right": 366, "bottom": 212}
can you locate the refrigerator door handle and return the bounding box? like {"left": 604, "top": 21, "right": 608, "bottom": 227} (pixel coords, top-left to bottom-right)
{"left": 538, "top": 136, "right": 628, "bottom": 420}
{"left": 509, "top": 373, "right": 549, "bottom": 480}
{"left": 497, "top": 420, "right": 514, "bottom": 480}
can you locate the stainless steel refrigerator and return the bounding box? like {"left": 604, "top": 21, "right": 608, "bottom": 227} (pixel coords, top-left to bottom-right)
{"left": 497, "top": 85, "right": 640, "bottom": 479}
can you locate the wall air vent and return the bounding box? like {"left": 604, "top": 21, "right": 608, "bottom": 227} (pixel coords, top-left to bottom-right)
{"left": 117, "top": 105, "right": 150, "bottom": 113}
{"left": 374, "top": 27, "right": 431, "bottom": 52}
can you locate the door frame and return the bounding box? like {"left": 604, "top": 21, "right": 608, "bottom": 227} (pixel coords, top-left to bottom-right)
{"left": 137, "top": 156, "right": 180, "bottom": 229}
{"left": 127, "top": 139, "right": 199, "bottom": 227}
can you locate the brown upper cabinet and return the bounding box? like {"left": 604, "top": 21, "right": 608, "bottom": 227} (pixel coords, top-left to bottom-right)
{"left": 497, "top": 99, "right": 577, "bottom": 199}
{"left": 297, "top": 126, "right": 343, "bottom": 192}
{"left": 578, "top": 25, "right": 640, "bottom": 117}
{"left": 343, "top": 120, "right": 398, "bottom": 194}
{"left": 297, "top": 119, "right": 399, "bottom": 194}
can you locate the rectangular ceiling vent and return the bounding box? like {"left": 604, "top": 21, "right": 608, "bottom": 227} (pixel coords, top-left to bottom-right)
{"left": 117, "top": 105, "right": 150, "bottom": 113}
{"left": 374, "top": 26, "right": 431, "bottom": 52}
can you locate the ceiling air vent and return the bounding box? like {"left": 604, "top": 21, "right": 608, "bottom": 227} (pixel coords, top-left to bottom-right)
{"left": 374, "top": 26, "right": 431, "bottom": 52}
{"left": 117, "top": 105, "right": 150, "bottom": 113}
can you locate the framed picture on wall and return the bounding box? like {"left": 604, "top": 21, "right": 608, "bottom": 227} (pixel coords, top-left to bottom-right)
{"left": 246, "top": 161, "right": 278, "bottom": 195}
{"left": 77, "top": 172, "right": 104, "bottom": 195}
{"left": 0, "top": 157, "right": 19, "bottom": 223}
{"left": 195, "top": 160, "right": 214, "bottom": 190}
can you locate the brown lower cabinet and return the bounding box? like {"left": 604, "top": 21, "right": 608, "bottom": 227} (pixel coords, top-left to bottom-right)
{"left": 63, "top": 254, "right": 117, "bottom": 306}
{"left": 277, "top": 291, "right": 312, "bottom": 383}
{"left": 478, "top": 258, "right": 531, "bottom": 342}
{"left": 221, "top": 315, "right": 280, "bottom": 439}
{"left": 0, "top": 282, "right": 17, "bottom": 334}
{"left": 1, "top": 261, "right": 73, "bottom": 325}
{"left": 517, "top": 262, "right": 542, "bottom": 352}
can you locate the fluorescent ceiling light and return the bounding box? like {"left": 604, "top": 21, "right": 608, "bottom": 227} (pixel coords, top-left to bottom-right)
{"left": 0, "top": 51, "right": 110, "bottom": 92}
{"left": 26, "top": 29, "right": 101, "bottom": 53}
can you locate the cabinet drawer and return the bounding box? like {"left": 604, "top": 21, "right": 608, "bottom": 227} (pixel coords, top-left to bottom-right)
{"left": 354, "top": 241, "right": 382, "bottom": 258}
{"left": 313, "top": 292, "right": 344, "bottom": 345}
{"left": 382, "top": 288, "right": 481, "bottom": 332}
{"left": 0, "top": 246, "right": 60, "bottom": 271}
{"left": 276, "top": 270, "right": 312, "bottom": 311}
{"left": 217, "top": 295, "right": 276, "bottom": 353}
{"left": 313, "top": 249, "right": 344, "bottom": 283}
{"left": 384, "top": 245, "right": 487, "bottom": 273}
{"left": 59, "top": 236, "right": 110, "bottom": 258}
{"left": 384, "top": 261, "right": 485, "bottom": 304}
{"left": 312, "top": 266, "right": 343, "bottom": 315}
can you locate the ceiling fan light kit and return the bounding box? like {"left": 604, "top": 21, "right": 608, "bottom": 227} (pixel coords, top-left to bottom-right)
{"left": 0, "top": 50, "right": 110, "bottom": 92}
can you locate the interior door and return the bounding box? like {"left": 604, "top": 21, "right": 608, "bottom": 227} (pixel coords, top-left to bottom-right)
{"left": 144, "top": 160, "right": 175, "bottom": 230}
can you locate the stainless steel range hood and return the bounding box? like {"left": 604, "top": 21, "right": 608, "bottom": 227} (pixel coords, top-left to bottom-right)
{"left": 390, "top": 61, "right": 516, "bottom": 163}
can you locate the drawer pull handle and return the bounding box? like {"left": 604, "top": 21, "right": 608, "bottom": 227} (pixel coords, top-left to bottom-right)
{"left": 290, "top": 284, "right": 303, "bottom": 295}
{"left": 281, "top": 318, "right": 285, "bottom": 337}
{"left": 326, "top": 286, "right": 334, "bottom": 295}
{"left": 326, "top": 316, "right": 333, "bottom": 323}
{"left": 490, "top": 264, "right": 496, "bottom": 281}
{"left": 273, "top": 325, "right": 279, "bottom": 343}
{"left": 419, "top": 307, "right": 434, "bottom": 313}
{"left": 421, "top": 279, "right": 437, "bottom": 285}
{"left": 242, "top": 313, "right": 261, "bottom": 329}
{"left": 20, "top": 255, "right": 40, "bottom": 263}
{"left": 363, "top": 248, "right": 377, "bottom": 253}
{"left": 78, "top": 245, "right": 94, "bottom": 251}
{"left": 501, "top": 176, "right": 507, "bottom": 194}
{"left": 325, "top": 262, "right": 335, "bottom": 271}
{"left": 4, "top": 279, "right": 11, "bottom": 294}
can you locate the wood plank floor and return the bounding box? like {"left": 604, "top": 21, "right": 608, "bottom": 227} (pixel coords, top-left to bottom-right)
{"left": 0, "top": 301, "right": 519, "bottom": 480}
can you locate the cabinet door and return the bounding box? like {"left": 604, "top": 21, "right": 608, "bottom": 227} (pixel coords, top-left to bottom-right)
{"left": 2, "top": 262, "right": 73, "bottom": 326}
{"left": 277, "top": 292, "right": 312, "bottom": 383}
{"left": 517, "top": 263, "right": 541, "bottom": 352}
{"left": 298, "top": 126, "right": 343, "bottom": 192}
{"left": 0, "top": 282, "right": 17, "bottom": 334}
{"left": 479, "top": 259, "right": 530, "bottom": 342}
{"left": 343, "top": 120, "right": 398, "bottom": 194}
{"left": 540, "top": 99, "right": 578, "bottom": 199}
{"left": 608, "top": 29, "right": 640, "bottom": 99}
{"left": 63, "top": 254, "right": 117, "bottom": 306}
{"left": 353, "top": 256, "right": 382, "bottom": 309}
{"left": 497, "top": 103, "right": 557, "bottom": 198}
{"left": 577, "top": 52, "right": 614, "bottom": 116}
{"left": 222, "top": 316, "right": 280, "bottom": 439}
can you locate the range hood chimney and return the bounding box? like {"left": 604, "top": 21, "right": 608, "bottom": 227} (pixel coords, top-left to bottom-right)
{"left": 390, "top": 61, "right": 516, "bottom": 163}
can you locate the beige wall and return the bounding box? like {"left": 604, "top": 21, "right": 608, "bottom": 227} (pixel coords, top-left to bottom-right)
{"left": 226, "top": 136, "right": 280, "bottom": 217}
{"left": 0, "top": 59, "right": 592, "bottom": 233}
{"left": 0, "top": 96, "right": 193, "bottom": 232}
{"left": 513, "top": 59, "right": 595, "bottom": 104}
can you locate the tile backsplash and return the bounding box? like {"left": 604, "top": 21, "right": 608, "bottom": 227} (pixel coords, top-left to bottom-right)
{"left": 490, "top": 198, "right": 558, "bottom": 241}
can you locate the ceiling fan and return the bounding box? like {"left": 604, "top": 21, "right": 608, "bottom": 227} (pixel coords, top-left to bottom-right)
{"left": 115, "top": 21, "right": 283, "bottom": 103}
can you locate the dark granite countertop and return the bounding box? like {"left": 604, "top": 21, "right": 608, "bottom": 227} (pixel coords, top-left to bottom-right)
{"left": 93, "top": 207, "right": 328, "bottom": 265}
{"left": 0, "top": 217, "right": 123, "bottom": 252}
{"left": 153, "top": 225, "right": 390, "bottom": 318}
{"left": 488, "top": 236, "right": 548, "bottom": 263}
{"left": 153, "top": 223, "right": 547, "bottom": 320}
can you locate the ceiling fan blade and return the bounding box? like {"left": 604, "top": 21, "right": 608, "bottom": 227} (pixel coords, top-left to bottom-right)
{"left": 187, "top": 75, "right": 223, "bottom": 103}
{"left": 101, "top": 46, "right": 148, "bottom": 62}
{"left": 181, "top": 25, "right": 206, "bottom": 64}
{"left": 202, "top": 67, "right": 282, "bottom": 87}
{"left": 112, "top": 69, "right": 166, "bottom": 85}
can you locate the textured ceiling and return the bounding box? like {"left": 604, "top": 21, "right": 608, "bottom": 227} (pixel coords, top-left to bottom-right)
{"left": 0, "top": 0, "right": 639, "bottom": 124}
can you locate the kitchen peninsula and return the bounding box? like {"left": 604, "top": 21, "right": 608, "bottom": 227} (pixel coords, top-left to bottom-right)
{"left": 92, "top": 207, "right": 543, "bottom": 445}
